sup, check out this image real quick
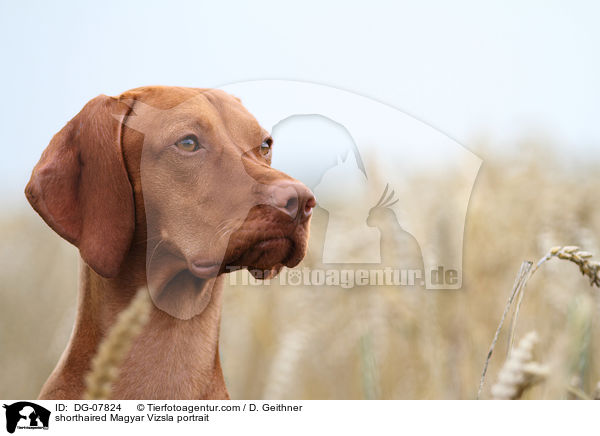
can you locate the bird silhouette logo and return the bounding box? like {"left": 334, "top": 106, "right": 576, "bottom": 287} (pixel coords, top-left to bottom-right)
{"left": 221, "top": 80, "right": 483, "bottom": 289}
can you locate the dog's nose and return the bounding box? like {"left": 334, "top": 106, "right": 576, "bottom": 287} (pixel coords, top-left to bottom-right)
{"left": 270, "top": 182, "right": 316, "bottom": 222}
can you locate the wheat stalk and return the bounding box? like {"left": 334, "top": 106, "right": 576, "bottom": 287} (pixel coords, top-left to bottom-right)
{"left": 477, "top": 261, "right": 532, "bottom": 399}
{"left": 537, "top": 246, "right": 600, "bottom": 287}
{"left": 478, "top": 246, "right": 599, "bottom": 399}
{"left": 491, "top": 331, "right": 548, "bottom": 400}
{"left": 508, "top": 246, "right": 599, "bottom": 350}
{"left": 84, "top": 287, "right": 152, "bottom": 399}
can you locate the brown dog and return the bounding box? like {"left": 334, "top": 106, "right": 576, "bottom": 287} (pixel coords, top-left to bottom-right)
{"left": 25, "top": 86, "right": 315, "bottom": 399}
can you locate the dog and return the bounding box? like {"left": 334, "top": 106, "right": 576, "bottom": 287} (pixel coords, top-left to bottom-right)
{"left": 25, "top": 86, "right": 315, "bottom": 399}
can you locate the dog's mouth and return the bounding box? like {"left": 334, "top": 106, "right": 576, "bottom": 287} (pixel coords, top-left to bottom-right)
{"left": 188, "top": 207, "right": 308, "bottom": 280}
{"left": 187, "top": 237, "right": 293, "bottom": 277}
{"left": 226, "top": 236, "right": 295, "bottom": 271}
{"left": 221, "top": 206, "right": 310, "bottom": 278}
{"left": 188, "top": 235, "right": 297, "bottom": 279}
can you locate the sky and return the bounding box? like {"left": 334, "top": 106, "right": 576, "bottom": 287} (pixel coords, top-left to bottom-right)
{"left": 1, "top": 0, "right": 598, "bottom": 207}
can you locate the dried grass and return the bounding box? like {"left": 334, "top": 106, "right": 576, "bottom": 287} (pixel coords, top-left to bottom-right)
{"left": 479, "top": 246, "right": 600, "bottom": 399}
{"left": 491, "top": 331, "right": 548, "bottom": 399}
{"left": 83, "top": 288, "right": 152, "bottom": 400}
{"left": 3, "top": 147, "right": 600, "bottom": 399}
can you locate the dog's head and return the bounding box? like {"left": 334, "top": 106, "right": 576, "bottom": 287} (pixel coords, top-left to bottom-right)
{"left": 26, "top": 86, "right": 314, "bottom": 317}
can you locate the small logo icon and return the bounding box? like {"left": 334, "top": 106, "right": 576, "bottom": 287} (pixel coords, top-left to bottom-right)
{"left": 3, "top": 402, "right": 50, "bottom": 434}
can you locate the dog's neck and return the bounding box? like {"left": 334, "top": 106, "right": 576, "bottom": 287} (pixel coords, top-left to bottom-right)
{"left": 38, "top": 251, "right": 229, "bottom": 400}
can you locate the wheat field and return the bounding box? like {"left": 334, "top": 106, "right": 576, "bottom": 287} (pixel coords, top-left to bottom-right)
{"left": 1, "top": 143, "right": 599, "bottom": 400}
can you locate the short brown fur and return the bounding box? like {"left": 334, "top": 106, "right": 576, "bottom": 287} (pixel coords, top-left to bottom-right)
{"left": 26, "top": 86, "right": 315, "bottom": 399}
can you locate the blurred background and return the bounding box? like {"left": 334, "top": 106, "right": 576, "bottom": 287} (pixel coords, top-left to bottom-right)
{"left": 1, "top": 0, "right": 599, "bottom": 399}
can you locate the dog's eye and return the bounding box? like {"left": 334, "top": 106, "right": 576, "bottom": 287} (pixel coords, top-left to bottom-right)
{"left": 259, "top": 140, "right": 272, "bottom": 158}
{"left": 175, "top": 136, "right": 200, "bottom": 153}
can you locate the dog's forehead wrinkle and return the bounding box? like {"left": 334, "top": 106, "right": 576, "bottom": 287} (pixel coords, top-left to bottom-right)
{"left": 119, "top": 89, "right": 219, "bottom": 135}
{"left": 168, "top": 90, "right": 265, "bottom": 154}
{"left": 199, "top": 89, "right": 264, "bottom": 146}
{"left": 173, "top": 94, "right": 238, "bottom": 143}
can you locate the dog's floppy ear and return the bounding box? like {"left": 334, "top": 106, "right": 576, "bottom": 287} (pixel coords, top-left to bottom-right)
{"left": 25, "top": 95, "right": 134, "bottom": 278}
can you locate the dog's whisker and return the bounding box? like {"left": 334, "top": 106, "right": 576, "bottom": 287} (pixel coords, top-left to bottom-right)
{"left": 134, "top": 234, "right": 164, "bottom": 246}
{"left": 146, "top": 238, "right": 166, "bottom": 269}
{"left": 210, "top": 221, "right": 241, "bottom": 250}
{"left": 215, "top": 218, "right": 241, "bottom": 233}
